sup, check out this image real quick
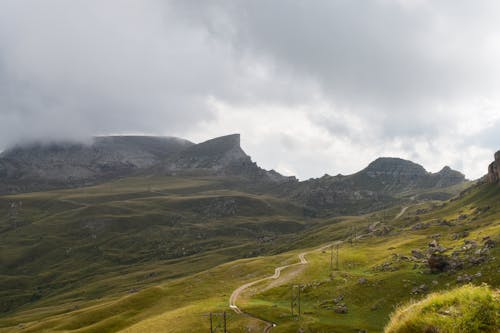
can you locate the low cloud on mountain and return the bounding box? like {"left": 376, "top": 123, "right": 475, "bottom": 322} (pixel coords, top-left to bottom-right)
{"left": 1, "top": 0, "right": 499, "bottom": 179}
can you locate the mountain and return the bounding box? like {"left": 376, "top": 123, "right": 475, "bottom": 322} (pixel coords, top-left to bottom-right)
{"left": 0, "top": 149, "right": 497, "bottom": 333}
{"left": 487, "top": 150, "right": 500, "bottom": 184}
{"left": 161, "top": 134, "right": 296, "bottom": 183}
{"left": 0, "top": 134, "right": 294, "bottom": 194}
{"left": 0, "top": 135, "right": 467, "bottom": 216}
{"left": 0, "top": 136, "right": 193, "bottom": 193}
{"left": 283, "top": 157, "right": 466, "bottom": 215}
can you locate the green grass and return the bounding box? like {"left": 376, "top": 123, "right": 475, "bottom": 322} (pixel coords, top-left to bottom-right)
{"left": 233, "top": 184, "right": 500, "bottom": 332}
{"left": 384, "top": 285, "right": 499, "bottom": 333}
{"left": 0, "top": 177, "right": 498, "bottom": 332}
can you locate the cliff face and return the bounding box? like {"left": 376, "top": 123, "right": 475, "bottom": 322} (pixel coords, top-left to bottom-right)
{"left": 162, "top": 134, "right": 296, "bottom": 183}
{"left": 487, "top": 151, "right": 500, "bottom": 184}
{"left": 0, "top": 134, "right": 295, "bottom": 193}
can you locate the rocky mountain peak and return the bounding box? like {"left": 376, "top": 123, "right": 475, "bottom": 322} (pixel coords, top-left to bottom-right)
{"left": 487, "top": 150, "right": 500, "bottom": 184}
{"left": 363, "top": 157, "right": 427, "bottom": 178}
{"left": 162, "top": 134, "right": 295, "bottom": 183}
{"left": 164, "top": 134, "right": 250, "bottom": 172}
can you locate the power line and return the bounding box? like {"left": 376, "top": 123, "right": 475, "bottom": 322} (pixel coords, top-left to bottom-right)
{"left": 206, "top": 312, "right": 227, "bottom": 333}
{"left": 291, "top": 284, "right": 302, "bottom": 320}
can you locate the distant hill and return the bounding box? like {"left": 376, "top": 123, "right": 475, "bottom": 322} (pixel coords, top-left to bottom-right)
{"left": 0, "top": 134, "right": 468, "bottom": 215}
{"left": 0, "top": 149, "right": 496, "bottom": 333}
{"left": 0, "top": 136, "right": 193, "bottom": 193}
{"left": 283, "top": 157, "right": 466, "bottom": 215}
{"left": 0, "top": 134, "right": 296, "bottom": 194}
{"left": 160, "top": 134, "right": 295, "bottom": 183}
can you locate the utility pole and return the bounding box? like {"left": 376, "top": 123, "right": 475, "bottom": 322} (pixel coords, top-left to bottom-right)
{"left": 291, "top": 284, "right": 301, "bottom": 319}
{"left": 223, "top": 311, "right": 227, "bottom": 333}
{"left": 207, "top": 311, "right": 227, "bottom": 333}
{"left": 298, "top": 287, "right": 301, "bottom": 317}
{"left": 9, "top": 202, "right": 18, "bottom": 228}
{"left": 336, "top": 244, "right": 340, "bottom": 270}
{"left": 330, "top": 245, "right": 334, "bottom": 271}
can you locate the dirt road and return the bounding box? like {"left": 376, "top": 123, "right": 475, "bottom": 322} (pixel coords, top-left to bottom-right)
{"left": 229, "top": 243, "right": 337, "bottom": 332}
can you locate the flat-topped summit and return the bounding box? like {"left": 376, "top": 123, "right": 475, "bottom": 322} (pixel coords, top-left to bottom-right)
{"left": 162, "top": 134, "right": 294, "bottom": 182}
{"left": 170, "top": 134, "right": 248, "bottom": 170}
{"left": 0, "top": 134, "right": 293, "bottom": 193}
{"left": 0, "top": 136, "right": 194, "bottom": 192}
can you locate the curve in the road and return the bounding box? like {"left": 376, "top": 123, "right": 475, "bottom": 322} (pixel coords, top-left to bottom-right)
{"left": 229, "top": 243, "right": 335, "bottom": 332}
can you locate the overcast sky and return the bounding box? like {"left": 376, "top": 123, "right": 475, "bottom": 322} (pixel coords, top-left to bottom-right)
{"left": 1, "top": 0, "right": 499, "bottom": 180}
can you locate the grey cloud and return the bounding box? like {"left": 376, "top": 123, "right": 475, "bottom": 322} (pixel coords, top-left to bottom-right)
{"left": 174, "top": 0, "right": 500, "bottom": 138}
{"left": 0, "top": 0, "right": 232, "bottom": 146}
{"left": 0, "top": 0, "right": 498, "bottom": 179}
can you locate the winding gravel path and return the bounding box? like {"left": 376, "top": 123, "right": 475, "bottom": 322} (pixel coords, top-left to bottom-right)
{"left": 229, "top": 243, "right": 337, "bottom": 332}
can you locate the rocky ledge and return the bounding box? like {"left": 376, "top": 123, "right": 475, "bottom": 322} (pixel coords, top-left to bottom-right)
{"left": 487, "top": 151, "right": 500, "bottom": 185}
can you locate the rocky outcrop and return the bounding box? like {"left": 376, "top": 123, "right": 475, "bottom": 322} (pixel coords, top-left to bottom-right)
{"left": 162, "top": 134, "right": 296, "bottom": 183}
{"left": 0, "top": 134, "right": 295, "bottom": 193}
{"left": 284, "top": 157, "right": 466, "bottom": 215}
{"left": 487, "top": 151, "right": 500, "bottom": 184}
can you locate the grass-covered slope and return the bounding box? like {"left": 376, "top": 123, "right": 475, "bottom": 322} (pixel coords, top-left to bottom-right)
{"left": 384, "top": 284, "right": 499, "bottom": 333}
{"left": 235, "top": 182, "right": 500, "bottom": 332}
{"left": 0, "top": 178, "right": 498, "bottom": 332}
{"left": 0, "top": 175, "right": 311, "bottom": 319}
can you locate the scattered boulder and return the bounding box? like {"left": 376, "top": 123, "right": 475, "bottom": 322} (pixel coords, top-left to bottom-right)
{"left": 334, "top": 304, "right": 348, "bottom": 314}
{"left": 412, "top": 222, "right": 430, "bottom": 230}
{"left": 438, "top": 219, "right": 454, "bottom": 227}
{"left": 358, "top": 277, "right": 367, "bottom": 284}
{"left": 368, "top": 221, "right": 392, "bottom": 236}
{"left": 452, "top": 231, "right": 469, "bottom": 240}
{"left": 411, "top": 284, "right": 428, "bottom": 295}
{"left": 483, "top": 238, "right": 496, "bottom": 249}
{"left": 333, "top": 295, "right": 344, "bottom": 304}
{"left": 428, "top": 253, "right": 450, "bottom": 273}
{"left": 462, "top": 240, "right": 478, "bottom": 251}
{"left": 457, "top": 272, "right": 482, "bottom": 283}
{"left": 411, "top": 249, "right": 425, "bottom": 259}
{"left": 428, "top": 240, "right": 447, "bottom": 254}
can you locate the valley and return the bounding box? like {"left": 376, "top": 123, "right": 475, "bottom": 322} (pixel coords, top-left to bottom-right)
{"left": 0, "top": 136, "right": 498, "bottom": 332}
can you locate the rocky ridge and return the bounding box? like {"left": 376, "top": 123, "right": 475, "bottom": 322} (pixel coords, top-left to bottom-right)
{"left": 161, "top": 134, "right": 295, "bottom": 183}
{"left": 283, "top": 157, "right": 466, "bottom": 215}
{"left": 0, "top": 134, "right": 294, "bottom": 193}
{"left": 487, "top": 151, "right": 500, "bottom": 185}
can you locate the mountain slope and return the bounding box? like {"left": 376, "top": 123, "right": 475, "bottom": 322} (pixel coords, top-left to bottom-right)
{"left": 0, "top": 136, "right": 194, "bottom": 193}
{"left": 0, "top": 172, "right": 496, "bottom": 333}
{"left": 0, "top": 134, "right": 295, "bottom": 194}
{"left": 161, "top": 134, "right": 295, "bottom": 183}
{"left": 284, "top": 157, "right": 466, "bottom": 215}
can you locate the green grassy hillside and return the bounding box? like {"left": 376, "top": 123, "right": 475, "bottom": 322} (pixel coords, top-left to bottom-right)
{"left": 0, "top": 176, "right": 312, "bottom": 316}
{"left": 385, "top": 284, "right": 499, "bottom": 333}
{"left": 0, "top": 178, "right": 498, "bottom": 332}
